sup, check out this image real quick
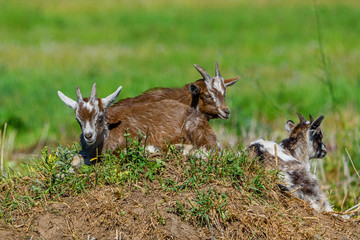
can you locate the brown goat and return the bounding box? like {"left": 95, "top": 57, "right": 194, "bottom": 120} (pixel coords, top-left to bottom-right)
{"left": 110, "top": 62, "right": 239, "bottom": 120}
{"left": 58, "top": 84, "right": 217, "bottom": 165}
{"left": 247, "top": 113, "right": 332, "bottom": 212}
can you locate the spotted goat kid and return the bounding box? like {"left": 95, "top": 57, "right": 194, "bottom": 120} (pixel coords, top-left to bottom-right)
{"left": 247, "top": 113, "right": 332, "bottom": 212}
{"left": 58, "top": 84, "right": 218, "bottom": 165}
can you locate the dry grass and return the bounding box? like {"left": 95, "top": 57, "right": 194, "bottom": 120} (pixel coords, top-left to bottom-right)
{"left": 0, "top": 143, "right": 359, "bottom": 239}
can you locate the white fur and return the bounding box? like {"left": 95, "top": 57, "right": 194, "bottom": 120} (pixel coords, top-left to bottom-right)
{"left": 204, "top": 80, "right": 218, "bottom": 104}
{"left": 84, "top": 101, "right": 96, "bottom": 112}
{"left": 218, "top": 109, "right": 226, "bottom": 118}
{"left": 213, "top": 78, "right": 225, "bottom": 95}
{"left": 145, "top": 145, "right": 160, "bottom": 153}
{"left": 83, "top": 121, "right": 93, "bottom": 134}
{"left": 250, "top": 139, "right": 299, "bottom": 163}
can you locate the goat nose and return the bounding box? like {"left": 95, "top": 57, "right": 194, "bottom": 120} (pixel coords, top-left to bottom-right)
{"left": 322, "top": 144, "right": 327, "bottom": 153}
{"left": 85, "top": 133, "right": 93, "bottom": 140}
{"left": 223, "top": 108, "right": 230, "bottom": 115}
{"left": 321, "top": 144, "right": 327, "bottom": 157}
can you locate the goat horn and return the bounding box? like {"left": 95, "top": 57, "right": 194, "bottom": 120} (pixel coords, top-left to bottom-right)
{"left": 194, "top": 64, "right": 211, "bottom": 81}
{"left": 215, "top": 61, "right": 222, "bottom": 78}
{"left": 75, "top": 85, "right": 83, "bottom": 102}
{"left": 296, "top": 112, "right": 307, "bottom": 123}
{"left": 90, "top": 83, "right": 97, "bottom": 100}
{"left": 309, "top": 114, "right": 314, "bottom": 122}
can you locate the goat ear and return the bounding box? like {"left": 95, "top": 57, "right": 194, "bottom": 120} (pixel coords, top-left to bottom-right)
{"left": 310, "top": 115, "right": 324, "bottom": 130}
{"left": 102, "top": 86, "right": 122, "bottom": 108}
{"left": 224, "top": 77, "right": 240, "bottom": 87}
{"left": 58, "top": 91, "right": 77, "bottom": 110}
{"left": 285, "top": 120, "right": 295, "bottom": 133}
{"left": 189, "top": 84, "right": 200, "bottom": 95}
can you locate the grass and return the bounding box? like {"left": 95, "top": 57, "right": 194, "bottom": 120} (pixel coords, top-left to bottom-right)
{"left": 0, "top": 141, "right": 358, "bottom": 238}
{"left": 1, "top": 0, "right": 360, "bottom": 147}
{"left": 0, "top": 140, "right": 274, "bottom": 226}
{"left": 0, "top": 0, "right": 359, "bottom": 220}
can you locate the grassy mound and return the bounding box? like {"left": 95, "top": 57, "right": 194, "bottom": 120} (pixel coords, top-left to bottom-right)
{"left": 0, "top": 141, "right": 359, "bottom": 239}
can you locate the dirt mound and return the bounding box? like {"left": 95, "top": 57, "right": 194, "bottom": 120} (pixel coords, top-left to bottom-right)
{"left": 0, "top": 145, "right": 359, "bottom": 239}
{"left": 1, "top": 185, "right": 359, "bottom": 239}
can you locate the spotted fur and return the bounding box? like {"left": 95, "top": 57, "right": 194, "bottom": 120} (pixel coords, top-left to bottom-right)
{"left": 281, "top": 114, "right": 327, "bottom": 170}
{"left": 247, "top": 113, "right": 332, "bottom": 212}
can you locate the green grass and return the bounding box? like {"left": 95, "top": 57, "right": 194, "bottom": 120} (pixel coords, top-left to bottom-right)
{"left": 0, "top": 0, "right": 360, "bottom": 211}
{"left": 0, "top": 140, "right": 275, "bottom": 226}
{"left": 1, "top": 0, "right": 360, "bottom": 147}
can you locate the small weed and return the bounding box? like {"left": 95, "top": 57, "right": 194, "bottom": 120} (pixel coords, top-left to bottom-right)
{"left": 171, "top": 149, "right": 274, "bottom": 199}
{"left": 167, "top": 201, "right": 187, "bottom": 221}
{"left": 98, "top": 134, "right": 165, "bottom": 185}
{"left": 0, "top": 144, "right": 93, "bottom": 222}
{"left": 188, "top": 187, "right": 229, "bottom": 228}
{"left": 0, "top": 141, "right": 277, "bottom": 226}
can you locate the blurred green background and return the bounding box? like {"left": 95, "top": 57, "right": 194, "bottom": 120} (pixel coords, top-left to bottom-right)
{"left": 0, "top": 0, "right": 359, "bottom": 209}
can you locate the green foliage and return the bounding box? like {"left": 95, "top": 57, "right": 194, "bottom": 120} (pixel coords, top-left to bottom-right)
{"left": 0, "top": 141, "right": 277, "bottom": 227}
{"left": 31, "top": 146, "right": 78, "bottom": 198}
{"left": 98, "top": 134, "right": 165, "bottom": 185}
{"left": 0, "top": 0, "right": 359, "bottom": 219}
{"left": 166, "top": 201, "right": 187, "bottom": 221}
{"left": 188, "top": 187, "right": 229, "bottom": 228}
{"left": 0, "top": 144, "right": 93, "bottom": 222}
{"left": 1, "top": 1, "right": 360, "bottom": 148}
{"left": 173, "top": 149, "right": 274, "bottom": 199}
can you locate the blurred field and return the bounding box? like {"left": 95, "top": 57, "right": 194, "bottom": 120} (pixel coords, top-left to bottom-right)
{"left": 0, "top": 0, "right": 359, "bottom": 209}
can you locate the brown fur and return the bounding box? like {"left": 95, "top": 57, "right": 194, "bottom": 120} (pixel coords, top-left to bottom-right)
{"left": 77, "top": 99, "right": 101, "bottom": 122}
{"left": 110, "top": 77, "right": 239, "bottom": 121}
{"left": 105, "top": 99, "right": 217, "bottom": 151}
{"left": 102, "top": 63, "right": 238, "bottom": 156}
{"left": 59, "top": 84, "right": 218, "bottom": 165}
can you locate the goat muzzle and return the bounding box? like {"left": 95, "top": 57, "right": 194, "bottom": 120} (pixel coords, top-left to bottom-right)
{"left": 84, "top": 132, "right": 96, "bottom": 144}
{"left": 219, "top": 108, "right": 231, "bottom": 119}
{"left": 320, "top": 144, "right": 327, "bottom": 158}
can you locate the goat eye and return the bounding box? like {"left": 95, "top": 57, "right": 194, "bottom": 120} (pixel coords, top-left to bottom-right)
{"left": 204, "top": 94, "right": 212, "bottom": 99}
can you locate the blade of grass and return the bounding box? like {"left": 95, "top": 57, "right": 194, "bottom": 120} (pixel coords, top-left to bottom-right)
{"left": 1, "top": 123, "right": 7, "bottom": 175}
{"left": 345, "top": 148, "right": 360, "bottom": 180}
